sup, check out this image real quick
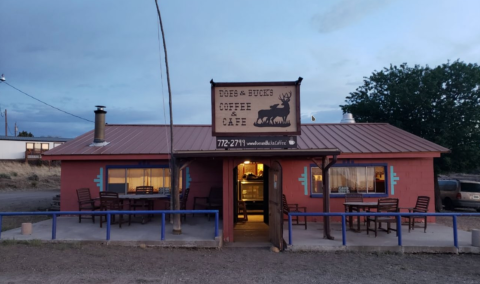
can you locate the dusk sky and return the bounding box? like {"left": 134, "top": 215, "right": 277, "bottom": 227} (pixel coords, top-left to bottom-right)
{"left": 1, "top": 0, "right": 479, "bottom": 138}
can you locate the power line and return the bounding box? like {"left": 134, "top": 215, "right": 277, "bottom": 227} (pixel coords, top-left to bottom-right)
{"left": 1, "top": 81, "right": 94, "bottom": 123}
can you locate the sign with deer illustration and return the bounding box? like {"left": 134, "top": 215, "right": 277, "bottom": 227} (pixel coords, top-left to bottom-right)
{"left": 211, "top": 78, "right": 302, "bottom": 136}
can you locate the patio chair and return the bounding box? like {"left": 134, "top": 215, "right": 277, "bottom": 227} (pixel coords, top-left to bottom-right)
{"left": 344, "top": 193, "right": 363, "bottom": 226}
{"left": 193, "top": 187, "right": 223, "bottom": 221}
{"left": 282, "top": 194, "right": 307, "bottom": 230}
{"left": 76, "top": 188, "right": 100, "bottom": 223}
{"left": 366, "top": 198, "right": 399, "bottom": 237}
{"left": 164, "top": 187, "right": 190, "bottom": 221}
{"left": 99, "top": 191, "right": 130, "bottom": 228}
{"left": 130, "top": 186, "right": 155, "bottom": 210}
{"left": 404, "top": 196, "right": 430, "bottom": 233}
{"left": 180, "top": 187, "right": 190, "bottom": 221}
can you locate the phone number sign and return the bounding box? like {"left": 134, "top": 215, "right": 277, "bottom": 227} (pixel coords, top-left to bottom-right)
{"left": 216, "top": 136, "right": 297, "bottom": 149}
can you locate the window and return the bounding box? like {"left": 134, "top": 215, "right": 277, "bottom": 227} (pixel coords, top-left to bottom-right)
{"left": 26, "top": 142, "right": 49, "bottom": 152}
{"left": 107, "top": 166, "right": 183, "bottom": 194}
{"left": 311, "top": 165, "right": 386, "bottom": 195}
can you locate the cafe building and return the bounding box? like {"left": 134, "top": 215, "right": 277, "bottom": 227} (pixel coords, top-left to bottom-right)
{"left": 43, "top": 78, "right": 449, "bottom": 249}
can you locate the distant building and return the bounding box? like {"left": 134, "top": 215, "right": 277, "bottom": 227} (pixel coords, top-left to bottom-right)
{"left": 0, "top": 136, "right": 71, "bottom": 161}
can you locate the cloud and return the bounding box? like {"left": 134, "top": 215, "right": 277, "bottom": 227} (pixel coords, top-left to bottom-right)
{"left": 311, "top": 0, "right": 395, "bottom": 33}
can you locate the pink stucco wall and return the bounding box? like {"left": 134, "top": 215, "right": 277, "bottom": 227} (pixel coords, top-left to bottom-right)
{"left": 184, "top": 159, "right": 223, "bottom": 211}
{"left": 281, "top": 157, "right": 435, "bottom": 222}
{"left": 61, "top": 160, "right": 170, "bottom": 211}
{"left": 60, "top": 155, "right": 436, "bottom": 243}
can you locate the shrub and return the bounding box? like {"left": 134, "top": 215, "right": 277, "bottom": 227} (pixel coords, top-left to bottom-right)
{"left": 28, "top": 174, "right": 39, "bottom": 181}
{"left": 0, "top": 173, "right": 11, "bottom": 179}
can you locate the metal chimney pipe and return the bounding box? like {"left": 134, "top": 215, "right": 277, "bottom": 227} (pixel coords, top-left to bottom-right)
{"left": 340, "top": 113, "right": 355, "bottom": 123}
{"left": 93, "top": 105, "right": 107, "bottom": 143}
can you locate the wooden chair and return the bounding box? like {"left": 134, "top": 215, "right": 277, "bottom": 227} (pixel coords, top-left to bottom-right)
{"left": 130, "top": 186, "right": 155, "bottom": 210}
{"left": 164, "top": 188, "right": 190, "bottom": 221}
{"left": 76, "top": 188, "right": 100, "bottom": 223}
{"left": 128, "top": 186, "right": 155, "bottom": 222}
{"left": 282, "top": 194, "right": 307, "bottom": 230}
{"left": 344, "top": 193, "right": 363, "bottom": 226}
{"left": 366, "top": 198, "right": 399, "bottom": 237}
{"left": 405, "top": 196, "right": 430, "bottom": 233}
{"left": 99, "top": 191, "right": 130, "bottom": 228}
{"left": 180, "top": 187, "right": 190, "bottom": 221}
{"left": 193, "top": 187, "right": 223, "bottom": 221}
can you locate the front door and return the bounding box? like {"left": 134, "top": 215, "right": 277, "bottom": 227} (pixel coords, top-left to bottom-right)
{"left": 268, "top": 160, "right": 284, "bottom": 251}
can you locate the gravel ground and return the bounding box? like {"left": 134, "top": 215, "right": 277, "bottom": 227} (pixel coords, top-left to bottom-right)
{"left": 0, "top": 243, "right": 480, "bottom": 284}
{"left": 2, "top": 191, "right": 480, "bottom": 283}
{"left": 436, "top": 209, "right": 480, "bottom": 232}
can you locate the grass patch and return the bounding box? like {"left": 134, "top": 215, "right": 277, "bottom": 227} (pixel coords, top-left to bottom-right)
{"left": 52, "top": 242, "right": 83, "bottom": 250}
{"left": 0, "top": 161, "right": 60, "bottom": 190}
{"left": 1, "top": 239, "right": 43, "bottom": 246}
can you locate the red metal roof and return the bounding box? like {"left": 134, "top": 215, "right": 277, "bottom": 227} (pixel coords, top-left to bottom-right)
{"left": 43, "top": 123, "right": 449, "bottom": 157}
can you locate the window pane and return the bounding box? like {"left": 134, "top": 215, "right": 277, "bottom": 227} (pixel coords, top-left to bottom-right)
{"left": 41, "top": 143, "right": 49, "bottom": 150}
{"left": 150, "top": 168, "right": 163, "bottom": 193}
{"left": 26, "top": 143, "right": 34, "bottom": 150}
{"left": 374, "top": 167, "right": 386, "bottom": 193}
{"left": 311, "top": 167, "right": 323, "bottom": 194}
{"left": 179, "top": 169, "right": 183, "bottom": 193}
{"left": 330, "top": 167, "right": 358, "bottom": 193}
{"left": 328, "top": 166, "right": 386, "bottom": 194}
{"left": 461, "top": 182, "right": 480, "bottom": 193}
{"left": 127, "top": 169, "right": 145, "bottom": 193}
{"left": 366, "top": 167, "right": 375, "bottom": 193}
{"left": 108, "top": 169, "right": 126, "bottom": 194}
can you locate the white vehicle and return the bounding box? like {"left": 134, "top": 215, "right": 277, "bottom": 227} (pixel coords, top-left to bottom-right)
{"left": 439, "top": 179, "right": 480, "bottom": 211}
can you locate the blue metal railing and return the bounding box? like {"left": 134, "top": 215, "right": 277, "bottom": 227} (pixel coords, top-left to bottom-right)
{"left": 0, "top": 210, "right": 219, "bottom": 241}
{"left": 288, "top": 212, "right": 480, "bottom": 248}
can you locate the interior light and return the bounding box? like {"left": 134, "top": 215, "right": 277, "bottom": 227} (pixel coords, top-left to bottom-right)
{"left": 244, "top": 161, "right": 251, "bottom": 164}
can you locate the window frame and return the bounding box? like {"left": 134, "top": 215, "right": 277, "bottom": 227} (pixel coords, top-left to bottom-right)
{"left": 309, "top": 163, "right": 389, "bottom": 198}
{"left": 106, "top": 164, "right": 179, "bottom": 194}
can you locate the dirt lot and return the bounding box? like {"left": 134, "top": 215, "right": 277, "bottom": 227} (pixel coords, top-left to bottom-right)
{"left": 0, "top": 243, "right": 479, "bottom": 284}
{"left": 0, "top": 161, "right": 60, "bottom": 231}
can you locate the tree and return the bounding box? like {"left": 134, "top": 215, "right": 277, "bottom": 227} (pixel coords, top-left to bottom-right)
{"left": 18, "top": 131, "right": 34, "bottom": 137}
{"left": 340, "top": 60, "right": 480, "bottom": 211}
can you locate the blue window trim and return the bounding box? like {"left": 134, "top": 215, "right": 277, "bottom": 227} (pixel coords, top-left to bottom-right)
{"left": 309, "top": 163, "right": 389, "bottom": 198}
{"left": 105, "top": 164, "right": 170, "bottom": 192}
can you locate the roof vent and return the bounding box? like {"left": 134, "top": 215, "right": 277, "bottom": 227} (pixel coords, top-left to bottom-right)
{"left": 89, "top": 105, "right": 110, "bottom": 147}
{"left": 340, "top": 113, "right": 355, "bottom": 123}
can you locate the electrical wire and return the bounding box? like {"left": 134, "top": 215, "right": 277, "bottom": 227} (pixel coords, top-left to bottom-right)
{"left": 7, "top": 125, "right": 14, "bottom": 136}
{"left": 2, "top": 81, "right": 94, "bottom": 123}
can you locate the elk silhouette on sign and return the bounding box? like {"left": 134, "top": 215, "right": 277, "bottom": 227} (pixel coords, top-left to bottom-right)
{"left": 254, "top": 91, "right": 292, "bottom": 127}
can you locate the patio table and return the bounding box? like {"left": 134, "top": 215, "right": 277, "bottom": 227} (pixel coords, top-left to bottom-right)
{"left": 343, "top": 202, "right": 378, "bottom": 232}
{"left": 119, "top": 194, "right": 170, "bottom": 224}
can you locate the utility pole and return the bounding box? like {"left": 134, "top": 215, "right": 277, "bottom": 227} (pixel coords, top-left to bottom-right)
{"left": 155, "top": 1, "right": 179, "bottom": 234}
{"left": 14, "top": 122, "right": 17, "bottom": 136}
{"left": 4, "top": 109, "right": 7, "bottom": 137}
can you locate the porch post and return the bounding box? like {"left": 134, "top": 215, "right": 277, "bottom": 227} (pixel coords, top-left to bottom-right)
{"left": 321, "top": 155, "right": 337, "bottom": 240}
{"left": 172, "top": 156, "right": 181, "bottom": 234}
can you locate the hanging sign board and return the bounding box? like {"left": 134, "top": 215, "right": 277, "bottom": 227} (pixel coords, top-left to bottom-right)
{"left": 211, "top": 78, "right": 302, "bottom": 136}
